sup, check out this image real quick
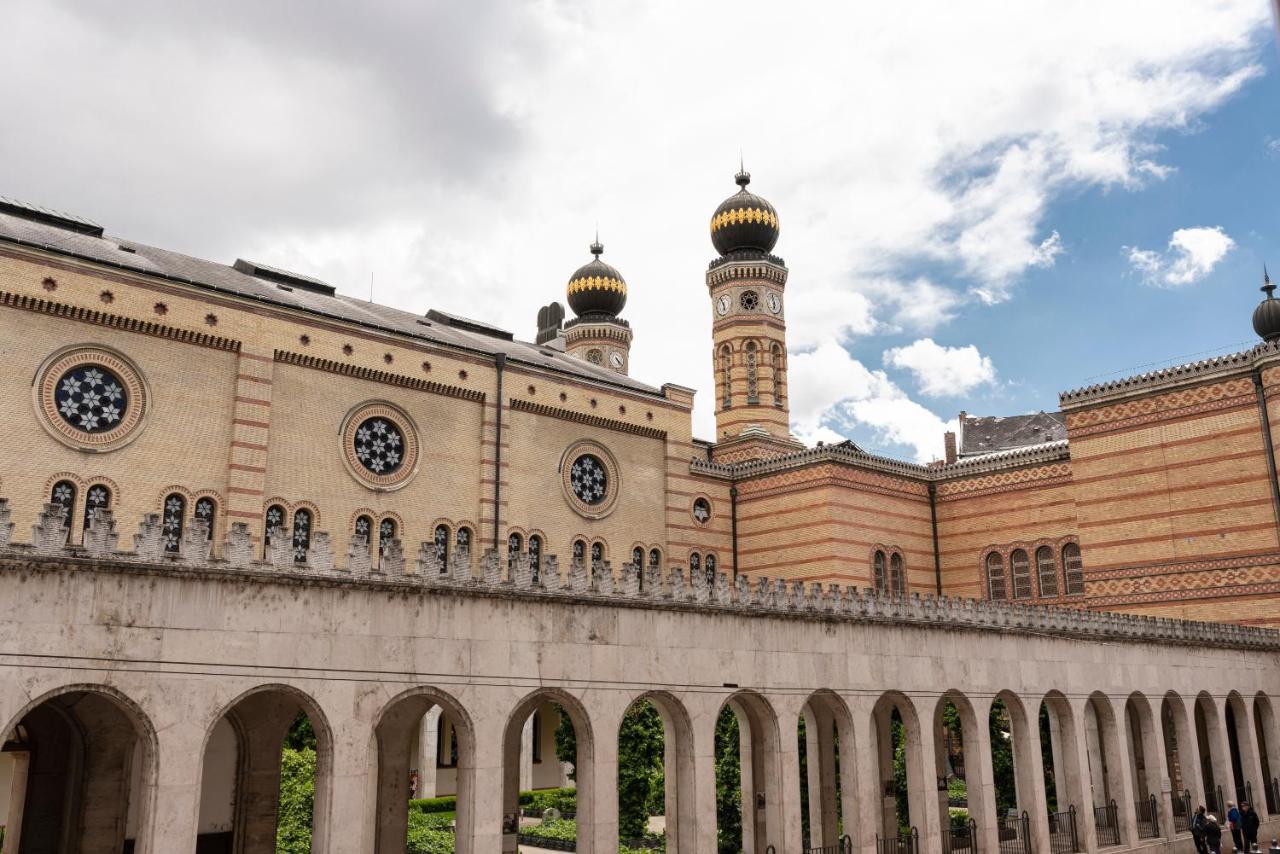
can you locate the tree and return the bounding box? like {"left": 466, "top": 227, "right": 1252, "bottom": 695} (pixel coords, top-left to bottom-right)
{"left": 617, "top": 700, "right": 665, "bottom": 839}
{"left": 715, "top": 707, "right": 742, "bottom": 854}
{"left": 989, "top": 701, "right": 1016, "bottom": 813}
{"left": 276, "top": 745, "right": 316, "bottom": 854}
{"left": 553, "top": 703, "right": 577, "bottom": 781}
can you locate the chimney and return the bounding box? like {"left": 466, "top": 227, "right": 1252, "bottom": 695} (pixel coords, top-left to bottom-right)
{"left": 944, "top": 431, "right": 957, "bottom": 465}
{"left": 535, "top": 301, "right": 565, "bottom": 345}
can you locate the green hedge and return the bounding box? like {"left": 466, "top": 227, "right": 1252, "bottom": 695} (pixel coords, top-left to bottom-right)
{"left": 521, "top": 818, "right": 578, "bottom": 842}
{"left": 523, "top": 787, "right": 578, "bottom": 814}
{"left": 408, "top": 795, "right": 458, "bottom": 814}
{"left": 406, "top": 810, "right": 455, "bottom": 854}
{"left": 275, "top": 747, "right": 316, "bottom": 854}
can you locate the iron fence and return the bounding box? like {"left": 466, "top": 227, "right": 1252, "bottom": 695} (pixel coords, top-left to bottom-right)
{"left": 876, "top": 827, "right": 918, "bottom": 854}
{"left": 1207, "top": 784, "right": 1224, "bottom": 815}
{"left": 1172, "top": 790, "right": 1192, "bottom": 834}
{"left": 943, "top": 818, "right": 978, "bottom": 854}
{"left": 997, "top": 811, "right": 1031, "bottom": 854}
{"left": 1047, "top": 805, "right": 1080, "bottom": 853}
{"left": 804, "top": 836, "right": 851, "bottom": 854}
{"left": 1093, "top": 800, "right": 1120, "bottom": 847}
{"left": 1269, "top": 777, "right": 1279, "bottom": 815}
{"left": 1135, "top": 794, "right": 1160, "bottom": 839}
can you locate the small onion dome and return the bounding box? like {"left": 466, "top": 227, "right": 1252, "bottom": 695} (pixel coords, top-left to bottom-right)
{"left": 1254, "top": 267, "right": 1280, "bottom": 342}
{"left": 710, "top": 169, "right": 780, "bottom": 256}
{"left": 567, "top": 240, "right": 627, "bottom": 317}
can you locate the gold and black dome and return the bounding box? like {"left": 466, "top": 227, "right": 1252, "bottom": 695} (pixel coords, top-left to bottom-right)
{"left": 1254, "top": 267, "right": 1280, "bottom": 342}
{"left": 710, "top": 169, "right": 779, "bottom": 256}
{"left": 567, "top": 241, "right": 627, "bottom": 318}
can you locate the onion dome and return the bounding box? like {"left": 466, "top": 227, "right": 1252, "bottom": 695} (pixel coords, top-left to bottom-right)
{"left": 1254, "top": 267, "right": 1280, "bottom": 342}
{"left": 567, "top": 240, "right": 627, "bottom": 318}
{"left": 710, "top": 169, "right": 780, "bottom": 256}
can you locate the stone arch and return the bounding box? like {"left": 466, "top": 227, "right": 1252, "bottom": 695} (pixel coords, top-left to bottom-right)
{"left": 715, "top": 689, "right": 784, "bottom": 854}
{"left": 1254, "top": 693, "right": 1280, "bottom": 813}
{"left": 868, "top": 690, "right": 928, "bottom": 847}
{"left": 799, "top": 689, "right": 855, "bottom": 850}
{"left": 1040, "top": 690, "right": 1090, "bottom": 847}
{"left": 934, "top": 690, "right": 988, "bottom": 847}
{"left": 619, "top": 690, "right": 695, "bottom": 854}
{"left": 1, "top": 682, "right": 158, "bottom": 854}
{"left": 196, "top": 683, "right": 334, "bottom": 854}
{"left": 1124, "top": 692, "right": 1164, "bottom": 836}
{"left": 503, "top": 688, "right": 596, "bottom": 853}
{"left": 1195, "top": 690, "right": 1230, "bottom": 811}
{"left": 1225, "top": 690, "right": 1261, "bottom": 804}
{"left": 990, "top": 689, "right": 1042, "bottom": 846}
{"left": 371, "top": 686, "right": 476, "bottom": 854}
{"left": 1085, "top": 690, "right": 1129, "bottom": 841}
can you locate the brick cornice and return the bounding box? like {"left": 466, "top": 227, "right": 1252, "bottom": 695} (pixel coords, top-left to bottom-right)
{"left": 274, "top": 350, "right": 484, "bottom": 402}
{"left": 507, "top": 398, "right": 666, "bottom": 440}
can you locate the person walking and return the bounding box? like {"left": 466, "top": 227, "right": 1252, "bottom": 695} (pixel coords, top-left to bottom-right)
{"left": 1240, "top": 800, "right": 1260, "bottom": 850}
{"left": 1228, "top": 801, "right": 1243, "bottom": 852}
{"left": 1192, "top": 805, "right": 1209, "bottom": 854}
{"left": 1203, "top": 814, "right": 1223, "bottom": 854}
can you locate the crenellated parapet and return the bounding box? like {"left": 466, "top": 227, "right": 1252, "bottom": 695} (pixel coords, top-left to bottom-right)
{"left": 1, "top": 497, "right": 1278, "bottom": 651}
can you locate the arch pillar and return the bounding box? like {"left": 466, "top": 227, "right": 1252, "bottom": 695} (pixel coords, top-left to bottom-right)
{"left": 470, "top": 707, "right": 508, "bottom": 854}
{"left": 850, "top": 695, "right": 883, "bottom": 853}
{"left": 1098, "top": 694, "right": 1139, "bottom": 846}
{"left": 1232, "top": 694, "right": 1268, "bottom": 813}
{"left": 1170, "top": 695, "right": 1207, "bottom": 809}
{"left": 768, "top": 692, "right": 807, "bottom": 854}
{"left": 142, "top": 717, "right": 206, "bottom": 853}
{"left": 585, "top": 693, "right": 626, "bottom": 854}
{"left": 1066, "top": 697, "right": 1099, "bottom": 852}
{"left": 1255, "top": 696, "right": 1280, "bottom": 818}
{"left": 1141, "top": 699, "right": 1178, "bottom": 839}
{"left": 1200, "top": 694, "right": 1234, "bottom": 806}
{"left": 688, "top": 692, "right": 720, "bottom": 854}
{"left": 229, "top": 692, "right": 304, "bottom": 853}
{"left": 967, "top": 694, "right": 1001, "bottom": 854}
{"left": 1011, "top": 693, "right": 1052, "bottom": 854}
{"left": 904, "top": 692, "right": 943, "bottom": 852}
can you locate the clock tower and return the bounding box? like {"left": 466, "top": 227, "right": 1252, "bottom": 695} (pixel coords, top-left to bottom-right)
{"left": 707, "top": 169, "right": 798, "bottom": 453}
{"left": 564, "top": 240, "right": 633, "bottom": 375}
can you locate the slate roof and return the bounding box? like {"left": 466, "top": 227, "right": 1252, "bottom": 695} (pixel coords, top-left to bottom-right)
{"left": 958, "top": 411, "right": 1066, "bottom": 457}
{"left": 0, "top": 205, "right": 664, "bottom": 397}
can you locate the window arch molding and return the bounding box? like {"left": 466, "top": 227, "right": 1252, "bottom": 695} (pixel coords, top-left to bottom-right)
{"left": 869, "top": 544, "right": 907, "bottom": 595}
{"left": 629, "top": 543, "right": 646, "bottom": 569}
{"left": 82, "top": 476, "right": 119, "bottom": 532}
{"left": 980, "top": 536, "right": 1084, "bottom": 601}
{"left": 338, "top": 399, "right": 421, "bottom": 491}
{"left": 33, "top": 343, "right": 151, "bottom": 452}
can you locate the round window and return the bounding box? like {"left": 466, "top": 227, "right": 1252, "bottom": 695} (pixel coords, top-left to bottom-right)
{"left": 35, "top": 346, "right": 149, "bottom": 451}
{"left": 353, "top": 417, "right": 405, "bottom": 475}
{"left": 340, "top": 402, "right": 419, "bottom": 490}
{"left": 560, "top": 441, "right": 620, "bottom": 519}
{"left": 692, "top": 497, "right": 712, "bottom": 525}
{"left": 739, "top": 290, "right": 759, "bottom": 311}
{"left": 569, "top": 453, "right": 608, "bottom": 505}
{"left": 55, "top": 364, "right": 128, "bottom": 433}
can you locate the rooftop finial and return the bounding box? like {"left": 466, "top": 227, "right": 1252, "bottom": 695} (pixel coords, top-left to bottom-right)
{"left": 589, "top": 231, "right": 603, "bottom": 257}
{"left": 735, "top": 151, "right": 750, "bottom": 188}
{"left": 1265, "top": 264, "right": 1274, "bottom": 297}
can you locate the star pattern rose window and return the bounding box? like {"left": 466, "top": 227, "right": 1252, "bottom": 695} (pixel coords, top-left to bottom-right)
{"left": 353, "top": 417, "right": 405, "bottom": 475}
{"left": 54, "top": 365, "right": 128, "bottom": 434}
{"left": 569, "top": 454, "right": 608, "bottom": 506}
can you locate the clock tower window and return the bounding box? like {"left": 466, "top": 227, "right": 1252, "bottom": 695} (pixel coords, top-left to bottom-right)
{"left": 745, "top": 341, "right": 759, "bottom": 404}
{"left": 719, "top": 345, "right": 732, "bottom": 409}
{"left": 771, "top": 343, "right": 785, "bottom": 408}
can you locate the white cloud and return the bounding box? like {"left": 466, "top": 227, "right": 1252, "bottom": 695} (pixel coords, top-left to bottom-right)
{"left": 0, "top": 0, "right": 1267, "bottom": 449}
{"left": 1126, "top": 226, "right": 1236, "bottom": 288}
{"left": 884, "top": 339, "right": 997, "bottom": 397}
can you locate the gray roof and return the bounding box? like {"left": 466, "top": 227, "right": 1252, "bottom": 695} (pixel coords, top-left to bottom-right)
{"left": 0, "top": 205, "right": 664, "bottom": 397}
{"left": 959, "top": 411, "right": 1066, "bottom": 457}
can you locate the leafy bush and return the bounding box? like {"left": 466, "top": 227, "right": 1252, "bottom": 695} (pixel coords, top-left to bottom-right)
{"left": 409, "top": 796, "right": 458, "bottom": 814}
{"left": 406, "top": 809, "right": 456, "bottom": 854}
{"left": 275, "top": 747, "right": 316, "bottom": 854}
{"left": 949, "top": 807, "right": 971, "bottom": 828}
{"left": 525, "top": 787, "right": 578, "bottom": 814}
{"left": 618, "top": 701, "right": 665, "bottom": 838}
{"left": 714, "top": 707, "right": 742, "bottom": 854}
{"left": 523, "top": 818, "right": 578, "bottom": 841}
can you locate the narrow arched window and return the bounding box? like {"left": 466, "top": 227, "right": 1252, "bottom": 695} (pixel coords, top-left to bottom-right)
{"left": 433, "top": 524, "right": 450, "bottom": 570}
{"left": 356, "top": 515, "right": 374, "bottom": 553}
{"left": 1063, "top": 542, "right": 1085, "bottom": 595}
{"left": 455, "top": 525, "right": 471, "bottom": 557}
{"left": 1036, "top": 545, "right": 1058, "bottom": 597}
{"left": 528, "top": 535, "right": 543, "bottom": 582}
{"left": 705, "top": 552, "right": 717, "bottom": 587}
{"left": 771, "top": 343, "right": 785, "bottom": 408}
{"left": 291, "top": 508, "right": 311, "bottom": 564}
{"left": 648, "top": 548, "right": 661, "bottom": 569}
{"left": 873, "top": 550, "right": 887, "bottom": 592}
{"left": 194, "top": 497, "right": 216, "bottom": 542}
{"left": 572, "top": 539, "right": 586, "bottom": 564}
{"left": 379, "top": 518, "right": 396, "bottom": 561}
{"left": 745, "top": 341, "right": 759, "bottom": 403}
{"left": 162, "top": 492, "right": 185, "bottom": 554}
{"left": 1010, "top": 548, "right": 1032, "bottom": 599}
{"left": 83, "top": 483, "right": 111, "bottom": 530}
{"left": 890, "top": 552, "right": 905, "bottom": 595}
{"left": 508, "top": 532, "right": 523, "bottom": 571}
{"left": 689, "top": 552, "right": 701, "bottom": 576}
{"left": 50, "top": 479, "right": 76, "bottom": 540}
{"left": 264, "top": 504, "right": 285, "bottom": 558}
{"left": 720, "top": 345, "right": 733, "bottom": 409}
{"left": 632, "top": 545, "right": 645, "bottom": 568}
{"left": 986, "top": 552, "right": 1007, "bottom": 601}
{"left": 590, "top": 541, "right": 603, "bottom": 566}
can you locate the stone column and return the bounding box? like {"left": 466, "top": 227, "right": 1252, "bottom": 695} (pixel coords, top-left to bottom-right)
{"left": 907, "top": 696, "right": 944, "bottom": 853}
{"left": 1014, "top": 695, "right": 1052, "bottom": 854}
{"left": 520, "top": 712, "right": 534, "bottom": 793}
{"left": 1100, "top": 695, "right": 1139, "bottom": 847}
{"left": 850, "top": 697, "right": 883, "bottom": 854}
{"left": 74, "top": 692, "right": 146, "bottom": 854}
{"left": 1048, "top": 708, "right": 1066, "bottom": 809}
{"left": 772, "top": 694, "right": 806, "bottom": 854}
{"left": 736, "top": 702, "right": 756, "bottom": 854}
{"left": 1140, "top": 701, "right": 1177, "bottom": 840}
{"left": 689, "top": 694, "right": 720, "bottom": 854}
{"left": 1174, "top": 698, "right": 1207, "bottom": 809}
{"left": 1203, "top": 697, "right": 1235, "bottom": 807}
{"left": 585, "top": 697, "right": 623, "bottom": 854}
{"left": 2, "top": 750, "right": 30, "bottom": 854}
{"left": 1255, "top": 699, "right": 1280, "bottom": 819}
{"left": 139, "top": 723, "right": 206, "bottom": 854}
{"left": 811, "top": 704, "right": 840, "bottom": 849}
{"left": 875, "top": 707, "right": 896, "bottom": 841}
{"left": 419, "top": 706, "right": 441, "bottom": 798}
{"left": 968, "top": 696, "right": 1001, "bottom": 854}
{"left": 1235, "top": 699, "right": 1268, "bottom": 816}
{"left": 229, "top": 694, "right": 300, "bottom": 854}
{"left": 802, "top": 705, "right": 823, "bottom": 847}
{"left": 1067, "top": 697, "right": 1099, "bottom": 853}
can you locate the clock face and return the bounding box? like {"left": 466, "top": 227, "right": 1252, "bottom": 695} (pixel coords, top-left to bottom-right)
{"left": 609, "top": 352, "right": 624, "bottom": 369}
{"left": 716, "top": 294, "right": 731, "bottom": 316}
{"left": 766, "top": 292, "right": 782, "bottom": 314}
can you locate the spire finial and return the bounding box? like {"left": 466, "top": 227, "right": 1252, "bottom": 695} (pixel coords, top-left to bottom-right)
{"left": 589, "top": 228, "right": 603, "bottom": 257}
{"left": 1264, "top": 264, "right": 1274, "bottom": 298}
{"left": 735, "top": 150, "right": 751, "bottom": 188}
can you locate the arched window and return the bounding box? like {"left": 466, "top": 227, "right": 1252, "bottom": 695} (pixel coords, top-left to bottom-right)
{"left": 1036, "top": 545, "right": 1058, "bottom": 597}
{"left": 745, "top": 341, "right": 759, "bottom": 403}
{"left": 632, "top": 546, "right": 644, "bottom": 568}
{"left": 432, "top": 524, "right": 449, "bottom": 569}
{"left": 49, "top": 479, "right": 76, "bottom": 540}
{"left": 264, "top": 504, "right": 285, "bottom": 558}
{"left": 590, "top": 541, "right": 604, "bottom": 566}
{"left": 356, "top": 515, "right": 374, "bottom": 552}
{"left": 162, "top": 492, "right": 185, "bottom": 554}
{"left": 528, "top": 535, "right": 543, "bottom": 581}
{"left": 83, "top": 483, "right": 111, "bottom": 531}
{"left": 1010, "top": 548, "right": 1032, "bottom": 599}
{"left": 873, "top": 550, "right": 887, "bottom": 592}
{"left": 379, "top": 518, "right": 396, "bottom": 561}
{"left": 689, "top": 552, "right": 701, "bottom": 576}
{"left": 889, "top": 552, "right": 905, "bottom": 595}
{"left": 648, "top": 548, "right": 661, "bottom": 569}
{"left": 720, "top": 345, "right": 732, "bottom": 409}
{"left": 455, "top": 525, "right": 471, "bottom": 556}
{"left": 572, "top": 539, "right": 586, "bottom": 565}
{"left": 194, "top": 497, "right": 216, "bottom": 542}
{"left": 705, "top": 552, "right": 717, "bottom": 587}
{"left": 508, "top": 532, "right": 523, "bottom": 571}
{"left": 291, "top": 508, "right": 312, "bottom": 564}
{"left": 1063, "top": 543, "right": 1085, "bottom": 595}
{"left": 986, "top": 552, "right": 1007, "bottom": 601}
{"left": 771, "top": 343, "right": 785, "bottom": 408}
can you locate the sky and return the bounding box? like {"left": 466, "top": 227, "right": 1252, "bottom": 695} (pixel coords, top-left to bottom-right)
{"left": 2, "top": 1, "right": 1278, "bottom": 463}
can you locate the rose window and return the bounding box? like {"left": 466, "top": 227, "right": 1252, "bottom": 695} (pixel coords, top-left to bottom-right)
{"left": 54, "top": 365, "right": 128, "bottom": 434}
{"left": 739, "top": 290, "right": 759, "bottom": 311}
{"left": 353, "top": 417, "right": 405, "bottom": 475}
{"left": 569, "top": 454, "right": 608, "bottom": 506}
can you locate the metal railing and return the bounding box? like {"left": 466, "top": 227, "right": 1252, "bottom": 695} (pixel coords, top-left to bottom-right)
{"left": 996, "top": 811, "right": 1031, "bottom": 854}
{"left": 1269, "top": 777, "right": 1279, "bottom": 815}
{"left": 1207, "top": 784, "right": 1224, "bottom": 814}
{"left": 1238, "top": 781, "right": 1254, "bottom": 808}
{"left": 1094, "top": 800, "right": 1120, "bottom": 847}
{"left": 1173, "top": 790, "right": 1192, "bottom": 834}
{"left": 1135, "top": 794, "right": 1160, "bottom": 839}
{"left": 943, "top": 819, "right": 978, "bottom": 854}
{"left": 804, "top": 836, "right": 851, "bottom": 854}
{"left": 876, "top": 827, "right": 918, "bottom": 854}
{"left": 1047, "top": 805, "right": 1081, "bottom": 853}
